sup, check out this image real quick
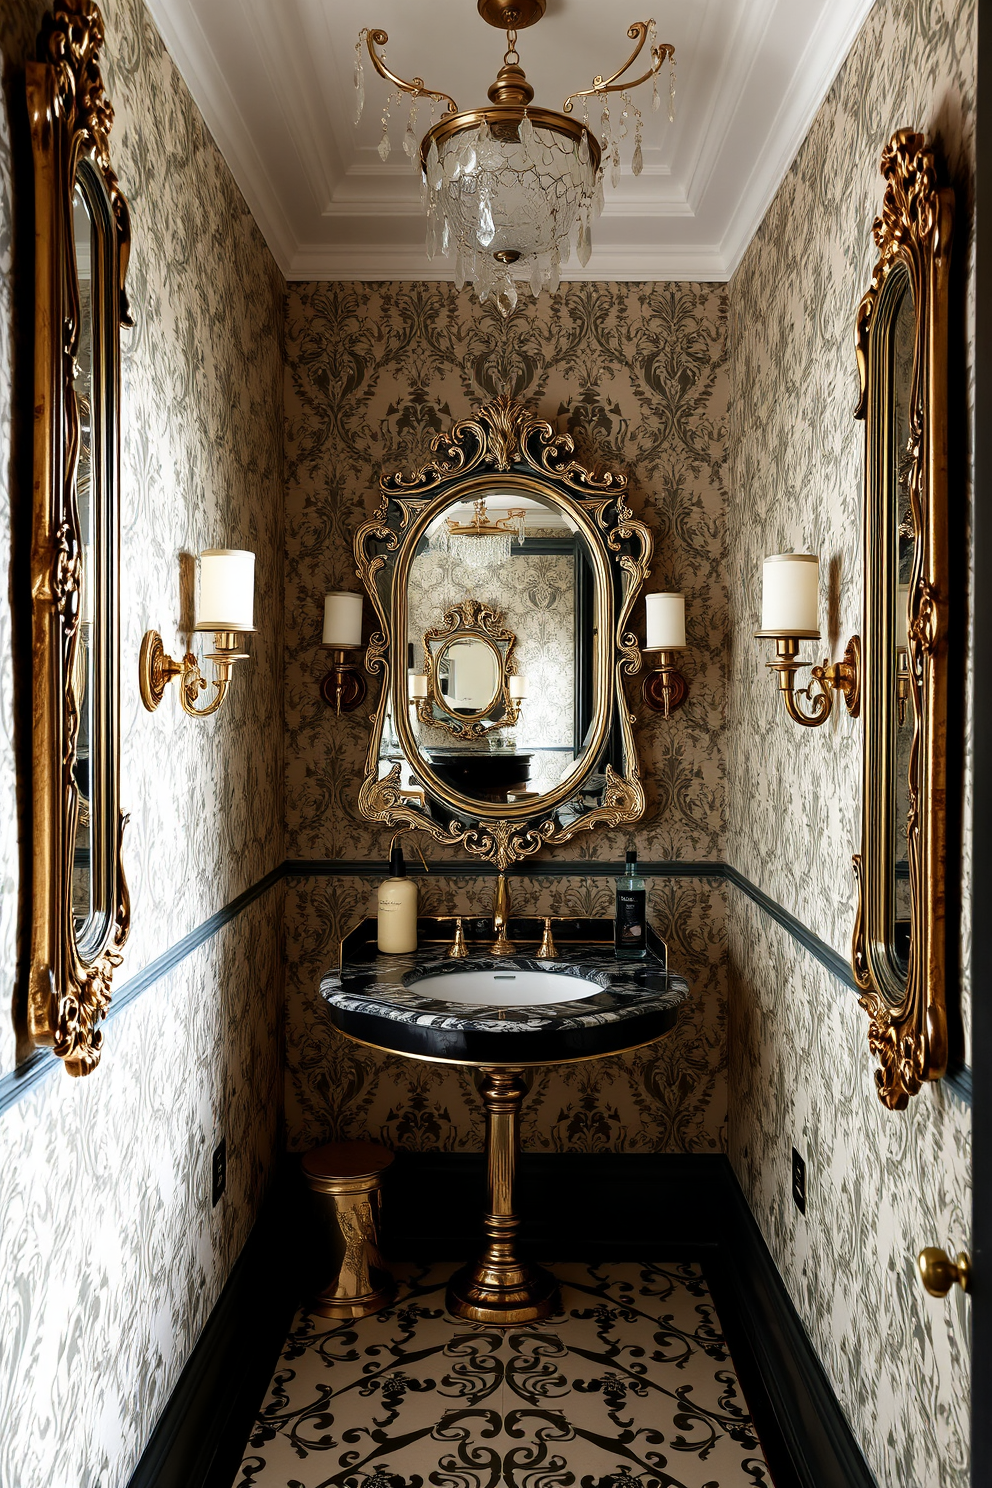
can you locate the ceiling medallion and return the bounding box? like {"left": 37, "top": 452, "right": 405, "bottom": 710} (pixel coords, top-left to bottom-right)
{"left": 354, "top": 1, "right": 676, "bottom": 314}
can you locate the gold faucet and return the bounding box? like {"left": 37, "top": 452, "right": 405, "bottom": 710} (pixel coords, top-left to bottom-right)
{"left": 490, "top": 873, "right": 516, "bottom": 955}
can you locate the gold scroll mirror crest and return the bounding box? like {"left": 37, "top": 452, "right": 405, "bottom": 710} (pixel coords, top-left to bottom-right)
{"left": 354, "top": 396, "right": 651, "bottom": 870}
{"left": 852, "top": 128, "right": 952, "bottom": 1109}
{"left": 27, "top": 0, "right": 131, "bottom": 1075}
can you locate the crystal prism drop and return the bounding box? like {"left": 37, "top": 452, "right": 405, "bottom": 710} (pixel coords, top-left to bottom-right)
{"left": 653, "top": 77, "right": 661, "bottom": 112}
{"left": 547, "top": 256, "right": 561, "bottom": 294}
{"left": 378, "top": 126, "right": 391, "bottom": 161}
{"left": 353, "top": 65, "right": 364, "bottom": 125}
{"left": 403, "top": 123, "right": 418, "bottom": 161}
{"left": 426, "top": 213, "right": 438, "bottom": 261}
{"left": 426, "top": 138, "right": 441, "bottom": 190}
{"left": 632, "top": 139, "right": 643, "bottom": 177}
{"left": 578, "top": 129, "right": 590, "bottom": 165}
{"left": 477, "top": 196, "right": 496, "bottom": 248}
{"left": 577, "top": 220, "right": 592, "bottom": 267}
{"left": 441, "top": 216, "right": 450, "bottom": 255}
{"left": 593, "top": 171, "right": 605, "bottom": 216}
{"left": 611, "top": 147, "right": 621, "bottom": 189}
{"left": 530, "top": 259, "right": 543, "bottom": 297}
{"left": 454, "top": 248, "right": 467, "bottom": 290}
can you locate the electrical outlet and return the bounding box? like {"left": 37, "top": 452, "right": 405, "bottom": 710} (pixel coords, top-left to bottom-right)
{"left": 791, "top": 1147, "right": 806, "bottom": 1215}
{"left": 212, "top": 1138, "right": 227, "bottom": 1207}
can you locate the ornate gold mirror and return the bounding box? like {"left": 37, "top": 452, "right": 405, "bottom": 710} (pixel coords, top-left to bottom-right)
{"left": 27, "top": 0, "right": 131, "bottom": 1075}
{"left": 413, "top": 599, "right": 521, "bottom": 741}
{"left": 853, "top": 129, "right": 952, "bottom": 1109}
{"left": 356, "top": 397, "right": 652, "bottom": 867}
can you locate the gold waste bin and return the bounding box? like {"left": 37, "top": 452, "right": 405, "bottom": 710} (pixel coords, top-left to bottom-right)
{"left": 301, "top": 1140, "right": 395, "bottom": 1319}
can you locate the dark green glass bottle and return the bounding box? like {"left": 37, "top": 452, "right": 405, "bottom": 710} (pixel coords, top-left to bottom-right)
{"left": 615, "top": 848, "right": 647, "bottom": 959}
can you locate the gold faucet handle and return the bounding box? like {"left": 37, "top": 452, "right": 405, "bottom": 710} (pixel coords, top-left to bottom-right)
{"left": 447, "top": 917, "right": 469, "bottom": 959}
{"left": 536, "top": 917, "right": 557, "bottom": 959}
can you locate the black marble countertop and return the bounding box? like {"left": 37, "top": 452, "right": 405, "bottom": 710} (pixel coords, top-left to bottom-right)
{"left": 319, "top": 916, "right": 690, "bottom": 1065}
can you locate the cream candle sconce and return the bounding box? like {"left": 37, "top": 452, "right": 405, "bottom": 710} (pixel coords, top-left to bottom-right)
{"left": 320, "top": 591, "right": 367, "bottom": 714}
{"left": 140, "top": 548, "right": 255, "bottom": 718}
{"left": 643, "top": 593, "right": 689, "bottom": 715}
{"left": 754, "top": 553, "right": 861, "bottom": 726}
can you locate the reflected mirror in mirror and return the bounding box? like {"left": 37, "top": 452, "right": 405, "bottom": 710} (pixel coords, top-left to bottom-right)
{"left": 890, "top": 268, "right": 914, "bottom": 979}
{"left": 71, "top": 179, "right": 97, "bottom": 939}
{"left": 435, "top": 636, "right": 501, "bottom": 714}
{"left": 387, "top": 489, "right": 602, "bottom": 809}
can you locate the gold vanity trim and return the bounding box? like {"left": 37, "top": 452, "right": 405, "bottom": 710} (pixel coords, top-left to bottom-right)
{"left": 353, "top": 396, "right": 651, "bottom": 871}
{"left": 27, "top": 0, "right": 132, "bottom": 1075}
{"left": 852, "top": 128, "right": 953, "bottom": 1109}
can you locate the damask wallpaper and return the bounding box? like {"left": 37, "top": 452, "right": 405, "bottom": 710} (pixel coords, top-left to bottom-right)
{"left": 0, "top": 1, "right": 285, "bottom": 1485}
{"left": 284, "top": 281, "right": 731, "bottom": 1157}
{"left": 725, "top": 0, "right": 975, "bottom": 1483}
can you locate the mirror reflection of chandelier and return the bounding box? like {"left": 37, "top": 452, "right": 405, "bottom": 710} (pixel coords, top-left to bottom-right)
{"left": 354, "top": 0, "right": 676, "bottom": 315}
{"left": 429, "top": 499, "right": 527, "bottom": 568}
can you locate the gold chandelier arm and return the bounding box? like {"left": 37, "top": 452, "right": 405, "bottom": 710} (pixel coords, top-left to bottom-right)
{"left": 366, "top": 30, "right": 459, "bottom": 114}
{"left": 562, "top": 22, "right": 673, "bottom": 112}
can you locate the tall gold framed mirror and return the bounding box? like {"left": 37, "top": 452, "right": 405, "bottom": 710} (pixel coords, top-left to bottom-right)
{"left": 27, "top": 0, "right": 131, "bottom": 1075}
{"left": 853, "top": 128, "right": 953, "bottom": 1109}
{"left": 355, "top": 396, "right": 652, "bottom": 869}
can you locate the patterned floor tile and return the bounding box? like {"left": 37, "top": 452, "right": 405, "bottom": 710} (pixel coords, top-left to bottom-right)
{"left": 233, "top": 1261, "right": 770, "bottom": 1488}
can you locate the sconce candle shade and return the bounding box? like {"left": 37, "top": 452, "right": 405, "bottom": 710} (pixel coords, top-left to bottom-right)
{"left": 409, "top": 673, "right": 429, "bottom": 699}
{"left": 323, "top": 591, "right": 364, "bottom": 649}
{"left": 897, "top": 582, "right": 910, "bottom": 651}
{"left": 195, "top": 548, "right": 255, "bottom": 632}
{"left": 759, "top": 553, "right": 819, "bottom": 637}
{"left": 509, "top": 676, "right": 528, "bottom": 700}
{"left": 645, "top": 593, "right": 686, "bottom": 650}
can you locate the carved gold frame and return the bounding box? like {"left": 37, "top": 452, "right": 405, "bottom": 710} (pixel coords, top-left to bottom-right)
{"left": 27, "top": 0, "right": 131, "bottom": 1075}
{"left": 354, "top": 396, "right": 651, "bottom": 870}
{"left": 417, "top": 598, "right": 521, "bottom": 740}
{"left": 852, "top": 128, "right": 953, "bottom": 1109}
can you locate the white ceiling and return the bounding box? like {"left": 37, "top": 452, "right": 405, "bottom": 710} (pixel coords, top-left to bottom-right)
{"left": 144, "top": 0, "right": 876, "bottom": 283}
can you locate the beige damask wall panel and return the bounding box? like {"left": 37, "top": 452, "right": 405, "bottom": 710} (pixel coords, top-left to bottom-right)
{"left": 284, "top": 280, "right": 731, "bottom": 1154}
{"left": 0, "top": 1, "right": 285, "bottom": 1484}
{"left": 285, "top": 873, "right": 726, "bottom": 1155}
{"left": 726, "top": 0, "right": 975, "bottom": 1483}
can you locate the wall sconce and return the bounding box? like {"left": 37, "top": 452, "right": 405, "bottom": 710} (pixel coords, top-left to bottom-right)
{"left": 320, "top": 591, "right": 367, "bottom": 714}
{"left": 896, "top": 582, "right": 910, "bottom": 725}
{"left": 508, "top": 675, "right": 528, "bottom": 704}
{"left": 409, "top": 673, "right": 429, "bottom": 702}
{"left": 140, "top": 548, "right": 255, "bottom": 717}
{"left": 754, "top": 553, "right": 860, "bottom": 726}
{"left": 643, "top": 593, "right": 689, "bottom": 715}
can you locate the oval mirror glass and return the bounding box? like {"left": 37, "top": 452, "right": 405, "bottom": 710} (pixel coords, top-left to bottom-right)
{"left": 397, "top": 485, "right": 602, "bottom": 809}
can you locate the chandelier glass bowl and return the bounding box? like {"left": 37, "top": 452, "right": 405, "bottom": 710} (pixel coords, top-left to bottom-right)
{"left": 354, "top": 3, "right": 675, "bottom": 314}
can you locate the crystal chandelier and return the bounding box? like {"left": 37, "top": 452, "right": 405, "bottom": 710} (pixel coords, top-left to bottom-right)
{"left": 354, "top": 0, "right": 675, "bottom": 315}
{"left": 429, "top": 499, "right": 527, "bottom": 566}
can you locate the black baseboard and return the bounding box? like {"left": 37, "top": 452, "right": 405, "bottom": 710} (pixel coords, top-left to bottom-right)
{"left": 124, "top": 1173, "right": 300, "bottom": 1488}
{"left": 127, "top": 1152, "right": 876, "bottom": 1488}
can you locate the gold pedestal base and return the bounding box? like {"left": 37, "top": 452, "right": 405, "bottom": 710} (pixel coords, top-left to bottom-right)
{"left": 312, "top": 1274, "right": 396, "bottom": 1320}
{"left": 445, "top": 1068, "right": 560, "bottom": 1326}
{"left": 446, "top": 1258, "right": 558, "bottom": 1325}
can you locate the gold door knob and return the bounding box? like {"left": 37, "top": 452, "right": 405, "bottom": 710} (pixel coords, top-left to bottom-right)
{"left": 917, "top": 1247, "right": 971, "bottom": 1297}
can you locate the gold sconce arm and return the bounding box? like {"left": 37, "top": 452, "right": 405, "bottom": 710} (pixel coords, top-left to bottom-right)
{"left": 642, "top": 649, "right": 689, "bottom": 717}
{"left": 139, "top": 629, "right": 250, "bottom": 718}
{"left": 757, "top": 634, "right": 861, "bottom": 727}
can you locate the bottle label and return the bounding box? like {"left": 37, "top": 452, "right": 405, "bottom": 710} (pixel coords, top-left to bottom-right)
{"left": 615, "top": 888, "right": 646, "bottom": 945}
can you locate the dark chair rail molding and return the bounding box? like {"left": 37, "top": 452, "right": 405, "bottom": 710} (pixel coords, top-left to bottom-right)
{"left": 0, "top": 858, "right": 971, "bottom": 1115}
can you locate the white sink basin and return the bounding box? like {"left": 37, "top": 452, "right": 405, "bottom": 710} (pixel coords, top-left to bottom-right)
{"left": 406, "top": 967, "right": 604, "bottom": 1007}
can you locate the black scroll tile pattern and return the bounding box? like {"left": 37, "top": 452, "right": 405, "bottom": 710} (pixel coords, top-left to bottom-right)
{"left": 233, "top": 1261, "right": 769, "bottom": 1488}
